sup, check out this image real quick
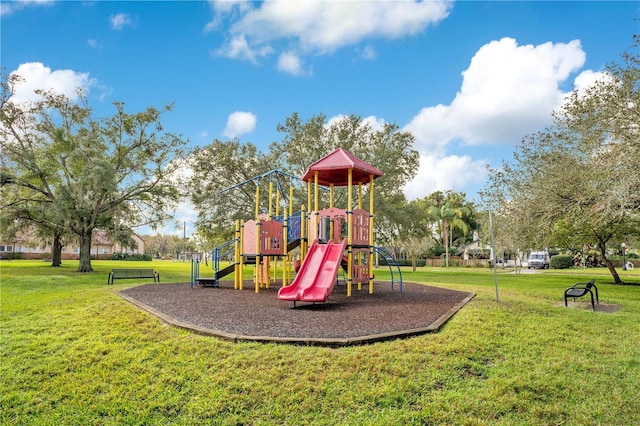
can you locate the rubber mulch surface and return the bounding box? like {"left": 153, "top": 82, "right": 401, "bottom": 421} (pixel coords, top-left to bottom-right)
{"left": 119, "top": 281, "right": 475, "bottom": 346}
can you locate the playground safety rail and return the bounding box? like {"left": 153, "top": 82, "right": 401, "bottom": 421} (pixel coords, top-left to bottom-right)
{"left": 212, "top": 238, "right": 238, "bottom": 284}
{"left": 190, "top": 259, "right": 200, "bottom": 288}
{"left": 373, "top": 246, "right": 403, "bottom": 292}
{"left": 190, "top": 238, "right": 238, "bottom": 288}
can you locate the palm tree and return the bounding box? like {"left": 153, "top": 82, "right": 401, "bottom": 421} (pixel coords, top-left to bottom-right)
{"left": 429, "top": 203, "right": 470, "bottom": 267}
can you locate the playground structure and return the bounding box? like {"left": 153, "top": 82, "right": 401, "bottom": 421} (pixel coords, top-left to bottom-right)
{"left": 190, "top": 148, "right": 402, "bottom": 304}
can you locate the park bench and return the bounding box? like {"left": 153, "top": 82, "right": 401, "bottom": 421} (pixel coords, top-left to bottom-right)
{"left": 564, "top": 279, "right": 598, "bottom": 311}
{"left": 107, "top": 268, "right": 160, "bottom": 285}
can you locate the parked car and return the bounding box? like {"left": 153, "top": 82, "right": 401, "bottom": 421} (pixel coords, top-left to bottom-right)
{"left": 528, "top": 251, "right": 550, "bottom": 269}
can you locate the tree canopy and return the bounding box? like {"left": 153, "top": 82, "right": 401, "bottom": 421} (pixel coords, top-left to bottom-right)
{"left": 1, "top": 73, "right": 188, "bottom": 272}
{"left": 484, "top": 36, "right": 640, "bottom": 284}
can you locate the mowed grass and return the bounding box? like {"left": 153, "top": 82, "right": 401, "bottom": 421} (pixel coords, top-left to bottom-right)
{"left": 2, "top": 260, "right": 639, "bottom": 425}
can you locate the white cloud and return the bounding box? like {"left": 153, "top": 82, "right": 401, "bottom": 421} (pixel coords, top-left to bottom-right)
{"left": 276, "top": 51, "right": 309, "bottom": 76}
{"left": 223, "top": 111, "right": 257, "bottom": 137}
{"left": 361, "top": 115, "right": 386, "bottom": 131}
{"left": 326, "top": 114, "right": 386, "bottom": 131}
{"left": 361, "top": 45, "right": 377, "bottom": 60}
{"left": 1, "top": 0, "right": 53, "bottom": 16}
{"left": 230, "top": 1, "right": 451, "bottom": 52}
{"left": 110, "top": 13, "right": 135, "bottom": 30}
{"left": 172, "top": 200, "right": 199, "bottom": 233}
{"left": 404, "top": 37, "right": 588, "bottom": 154}
{"left": 139, "top": 199, "right": 199, "bottom": 237}
{"left": 141, "top": 161, "right": 198, "bottom": 237}
{"left": 213, "top": 34, "right": 273, "bottom": 63}
{"left": 9, "top": 62, "right": 95, "bottom": 105}
{"left": 208, "top": 0, "right": 451, "bottom": 71}
{"left": 404, "top": 154, "right": 488, "bottom": 200}
{"left": 87, "top": 39, "right": 102, "bottom": 48}
{"left": 573, "top": 69, "right": 608, "bottom": 94}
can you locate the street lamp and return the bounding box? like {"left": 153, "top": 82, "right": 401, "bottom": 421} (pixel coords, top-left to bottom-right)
{"left": 621, "top": 243, "right": 627, "bottom": 271}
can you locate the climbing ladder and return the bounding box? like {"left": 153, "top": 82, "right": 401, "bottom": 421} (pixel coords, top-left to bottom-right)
{"left": 373, "top": 246, "right": 403, "bottom": 291}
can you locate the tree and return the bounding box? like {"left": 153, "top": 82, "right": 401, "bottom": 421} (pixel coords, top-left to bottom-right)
{"left": 1, "top": 74, "right": 188, "bottom": 272}
{"left": 416, "top": 190, "right": 474, "bottom": 268}
{"left": 428, "top": 201, "right": 470, "bottom": 268}
{"left": 484, "top": 37, "right": 640, "bottom": 284}
{"left": 144, "top": 233, "right": 199, "bottom": 259}
{"left": 186, "top": 139, "right": 275, "bottom": 245}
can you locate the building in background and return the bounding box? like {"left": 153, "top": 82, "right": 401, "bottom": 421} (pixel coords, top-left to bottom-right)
{"left": 0, "top": 230, "right": 145, "bottom": 260}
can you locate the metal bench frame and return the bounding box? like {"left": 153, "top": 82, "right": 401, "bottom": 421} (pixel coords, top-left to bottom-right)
{"left": 564, "top": 279, "right": 598, "bottom": 311}
{"left": 107, "top": 268, "right": 160, "bottom": 285}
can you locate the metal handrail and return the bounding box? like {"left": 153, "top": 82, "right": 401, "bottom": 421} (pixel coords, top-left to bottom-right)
{"left": 373, "top": 246, "right": 403, "bottom": 291}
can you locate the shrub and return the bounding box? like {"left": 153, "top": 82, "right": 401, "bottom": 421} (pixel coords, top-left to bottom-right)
{"left": 0, "top": 252, "right": 22, "bottom": 260}
{"left": 550, "top": 255, "right": 573, "bottom": 269}
{"left": 427, "top": 246, "right": 445, "bottom": 257}
{"left": 396, "top": 258, "right": 426, "bottom": 267}
{"left": 111, "top": 252, "right": 152, "bottom": 261}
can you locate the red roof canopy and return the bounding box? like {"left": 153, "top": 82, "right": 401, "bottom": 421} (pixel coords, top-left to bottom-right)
{"left": 301, "top": 148, "right": 383, "bottom": 186}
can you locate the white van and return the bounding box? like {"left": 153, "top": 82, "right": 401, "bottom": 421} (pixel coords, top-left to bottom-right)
{"left": 528, "top": 251, "right": 550, "bottom": 269}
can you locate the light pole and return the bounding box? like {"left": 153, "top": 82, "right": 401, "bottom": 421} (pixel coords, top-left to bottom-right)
{"left": 621, "top": 243, "right": 627, "bottom": 271}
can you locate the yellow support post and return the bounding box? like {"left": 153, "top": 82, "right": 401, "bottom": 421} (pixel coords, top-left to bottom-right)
{"left": 307, "top": 180, "right": 312, "bottom": 219}
{"left": 330, "top": 184, "right": 334, "bottom": 208}
{"left": 283, "top": 209, "right": 288, "bottom": 286}
{"left": 369, "top": 174, "right": 375, "bottom": 294}
{"left": 347, "top": 168, "right": 353, "bottom": 297}
{"left": 301, "top": 204, "right": 307, "bottom": 261}
{"left": 234, "top": 220, "right": 240, "bottom": 289}
{"left": 288, "top": 179, "right": 294, "bottom": 282}
{"left": 238, "top": 224, "right": 244, "bottom": 290}
{"left": 357, "top": 182, "right": 363, "bottom": 291}
{"left": 314, "top": 171, "right": 319, "bottom": 212}
{"left": 289, "top": 181, "right": 293, "bottom": 217}
{"left": 314, "top": 171, "right": 320, "bottom": 245}
{"left": 255, "top": 219, "right": 261, "bottom": 293}
{"left": 272, "top": 188, "right": 280, "bottom": 286}
{"left": 254, "top": 183, "right": 259, "bottom": 292}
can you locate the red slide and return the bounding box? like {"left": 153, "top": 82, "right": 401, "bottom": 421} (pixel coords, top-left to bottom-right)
{"left": 278, "top": 239, "right": 347, "bottom": 304}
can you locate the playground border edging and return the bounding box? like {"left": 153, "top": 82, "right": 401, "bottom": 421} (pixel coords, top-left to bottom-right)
{"left": 117, "top": 285, "right": 475, "bottom": 347}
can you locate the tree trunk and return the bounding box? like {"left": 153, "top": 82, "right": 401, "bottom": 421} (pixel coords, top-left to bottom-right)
{"left": 444, "top": 221, "right": 449, "bottom": 268}
{"left": 77, "top": 229, "right": 94, "bottom": 272}
{"left": 51, "top": 232, "right": 63, "bottom": 267}
{"left": 597, "top": 239, "right": 622, "bottom": 284}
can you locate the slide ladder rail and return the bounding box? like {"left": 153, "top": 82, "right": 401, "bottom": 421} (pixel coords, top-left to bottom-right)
{"left": 193, "top": 238, "right": 237, "bottom": 288}
{"left": 373, "top": 246, "right": 403, "bottom": 292}
{"left": 190, "top": 259, "right": 200, "bottom": 288}
{"left": 213, "top": 238, "right": 238, "bottom": 283}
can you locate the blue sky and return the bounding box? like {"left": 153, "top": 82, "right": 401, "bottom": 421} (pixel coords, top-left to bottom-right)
{"left": 2, "top": 0, "right": 638, "bottom": 235}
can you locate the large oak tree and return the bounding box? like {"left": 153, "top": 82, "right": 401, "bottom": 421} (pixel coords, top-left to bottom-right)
{"left": 1, "top": 74, "right": 188, "bottom": 272}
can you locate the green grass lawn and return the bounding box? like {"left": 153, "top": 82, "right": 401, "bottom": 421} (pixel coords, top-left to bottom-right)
{"left": 2, "top": 260, "right": 639, "bottom": 425}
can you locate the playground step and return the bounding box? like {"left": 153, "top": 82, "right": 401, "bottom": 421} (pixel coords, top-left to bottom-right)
{"left": 196, "top": 278, "right": 218, "bottom": 288}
